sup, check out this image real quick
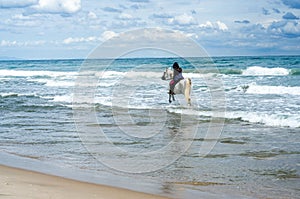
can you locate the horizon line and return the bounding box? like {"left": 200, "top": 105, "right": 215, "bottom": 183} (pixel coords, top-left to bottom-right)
{"left": 1, "top": 54, "right": 299, "bottom": 61}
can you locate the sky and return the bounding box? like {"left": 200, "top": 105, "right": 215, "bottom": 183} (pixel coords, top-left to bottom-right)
{"left": 0, "top": 0, "right": 300, "bottom": 59}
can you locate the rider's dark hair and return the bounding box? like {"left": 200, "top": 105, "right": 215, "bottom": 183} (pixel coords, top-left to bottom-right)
{"left": 172, "top": 62, "right": 179, "bottom": 69}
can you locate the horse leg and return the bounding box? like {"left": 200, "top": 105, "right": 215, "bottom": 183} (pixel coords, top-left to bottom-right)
{"left": 169, "top": 94, "right": 172, "bottom": 103}
{"left": 172, "top": 94, "right": 175, "bottom": 101}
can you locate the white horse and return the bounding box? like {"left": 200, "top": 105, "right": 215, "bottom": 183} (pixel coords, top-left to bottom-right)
{"left": 161, "top": 68, "right": 192, "bottom": 105}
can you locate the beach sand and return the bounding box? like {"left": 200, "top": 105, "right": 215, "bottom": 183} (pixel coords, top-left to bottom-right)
{"left": 0, "top": 165, "right": 170, "bottom": 199}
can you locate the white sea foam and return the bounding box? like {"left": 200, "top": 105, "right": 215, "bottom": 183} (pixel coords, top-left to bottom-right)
{"left": 0, "top": 69, "right": 77, "bottom": 77}
{"left": 46, "top": 80, "right": 74, "bottom": 87}
{"left": 242, "top": 66, "right": 290, "bottom": 76}
{"left": 225, "top": 111, "right": 300, "bottom": 128}
{"left": 245, "top": 83, "right": 300, "bottom": 96}
{"left": 29, "top": 78, "right": 75, "bottom": 87}
{"left": 0, "top": 92, "right": 39, "bottom": 98}
{"left": 52, "top": 95, "right": 73, "bottom": 103}
{"left": 95, "top": 71, "right": 124, "bottom": 78}
{"left": 166, "top": 107, "right": 300, "bottom": 128}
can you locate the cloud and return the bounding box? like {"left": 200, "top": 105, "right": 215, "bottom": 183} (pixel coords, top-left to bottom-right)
{"left": 0, "top": 40, "right": 17, "bottom": 46}
{"left": 62, "top": 31, "right": 118, "bottom": 45}
{"left": 168, "top": 13, "right": 197, "bottom": 26}
{"left": 130, "top": 4, "right": 142, "bottom": 9}
{"left": 199, "top": 21, "right": 228, "bottom": 32}
{"left": 151, "top": 13, "right": 172, "bottom": 19}
{"left": 101, "top": 31, "right": 118, "bottom": 41}
{"left": 263, "top": 7, "right": 283, "bottom": 15}
{"left": 4, "top": 14, "right": 41, "bottom": 27}
{"left": 0, "top": 0, "right": 37, "bottom": 8}
{"left": 262, "top": 8, "right": 270, "bottom": 15}
{"left": 32, "top": 0, "right": 81, "bottom": 14}
{"left": 199, "top": 21, "right": 213, "bottom": 29}
{"left": 234, "top": 20, "right": 251, "bottom": 24}
{"left": 102, "top": 7, "right": 121, "bottom": 13}
{"left": 282, "top": 12, "right": 299, "bottom": 20}
{"left": 239, "top": 23, "right": 266, "bottom": 38}
{"left": 118, "top": 13, "right": 133, "bottom": 20}
{"left": 107, "top": 11, "right": 145, "bottom": 29}
{"left": 272, "top": 8, "right": 281, "bottom": 14}
{"left": 1, "top": 39, "right": 45, "bottom": 47}
{"left": 128, "top": 0, "right": 149, "bottom": 3}
{"left": 63, "top": 36, "right": 100, "bottom": 44}
{"left": 282, "top": 0, "right": 300, "bottom": 9}
{"left": 268, "top": 21, "right": 300, "bottom": 38}
{"left": 216, "top": 21, "right": 228, "bottom": 31}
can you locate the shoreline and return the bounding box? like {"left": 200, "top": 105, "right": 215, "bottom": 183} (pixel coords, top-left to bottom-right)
{"left": 0, "top": 151, "right": 174, "bottom": 197}
{"left": 0, "top": 164, "right": 170, "bottom": 199}
{"left": 0, "top": 152, "right": 257, "bottom": 199}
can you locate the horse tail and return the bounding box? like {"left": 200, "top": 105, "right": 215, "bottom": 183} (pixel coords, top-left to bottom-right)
{"left": 185, "top": 78, "right": 192, "bottom": 105}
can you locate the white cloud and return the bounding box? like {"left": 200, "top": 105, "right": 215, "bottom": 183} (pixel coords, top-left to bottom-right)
{"left": 62, "top": 31, "right": 118, "bottom": 45}
{"left": 1, "top": 40, "right": 46, "bottom": 47}
{"left": 32, "top": 0, "right": 81, "bottom": 14}
{"left": 1, "top": 0, "right": 81, "bottom": 17}
{"left": 63, "top": 36, "right": 100, "bottom": 44}
{"left": 129, "top": 0, "right": 149, "bottom": 2}
{"left": 101, "top": 31, "right": 118, "bottom": 41}
{"left": 216, "top": 21, "right": 228, "bottom": 31}
{"left": 199, "top": 21, "right": 229, "bottom": 32}
{"left": 168, "top": 13, "right": 196, "bottom": 25}
{"left": 282, "top": 21, "right": 300, "bottom": 35}
{"left": 4, "top": 14, "right": 40, "bottom": 27}
{"left": 255, "top": 42, "right": 277, "bottom": 48}
{"left": 0, "top": 0, "right": 37, "bottom": 8}
{"left": 118, "top": 13, "right": 133, "bottom": 20}
{"left": 268, "top": 21, "right": 300, "bottom": 37}
{"left": 199, "top": 21, "right": 214, "bottom": 29}
{"left": 0, "top": 40, "right": 17, "bottom": 47}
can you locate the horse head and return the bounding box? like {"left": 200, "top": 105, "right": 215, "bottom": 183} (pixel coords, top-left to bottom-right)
{"left": 161, "top": 67, "right": 173, "bottom": 80}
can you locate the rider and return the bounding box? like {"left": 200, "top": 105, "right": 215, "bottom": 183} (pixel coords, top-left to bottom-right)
{"left": 169, "top": 62, "right": 184, "bottom": 95}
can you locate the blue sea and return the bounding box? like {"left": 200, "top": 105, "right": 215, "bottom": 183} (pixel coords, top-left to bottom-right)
{"left": 0, "top": 56, "right": 299, "bottom": 199}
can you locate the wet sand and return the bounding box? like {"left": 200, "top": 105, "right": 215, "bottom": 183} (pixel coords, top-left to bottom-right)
{"left": 0, "top": 164, "right": 170, "bottom": 199}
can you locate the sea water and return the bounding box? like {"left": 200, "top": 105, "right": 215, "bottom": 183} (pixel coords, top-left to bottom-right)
{"left": 0, "top": 56, "right": 299, "bottom": 198}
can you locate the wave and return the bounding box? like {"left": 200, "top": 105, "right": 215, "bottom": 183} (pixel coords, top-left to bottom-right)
{"left": 225, "top": 111, "right": 300, "bottom": 128}
{"left": 167, "top": 108, "right": 300, "bottom": 128}
{"left": 0, "top": 92, "right": 40, "bottom": 98}
{"left": 31, "top": 79, "right": 75, "bottom": 87}
{"left": 242, "top": 66, "right": 290, "bottom": 76}
{"left": 290, "top": 68, "right": 300, "bottom": 76}
{"left": 188, "top": 66, "right": 297, "bottom": 76}
{"left": 218, "top": 66, "right": 299, "bottom": 76}
{"left": 51, "top": 95, "right": 73, "bottom": 103}
{"left": 0, "top": 69, "right": 77, "bottom": 77}
{"left": 219, "top": 69, "right": 243, "bottom": 75}
{"left": 241, "top": 84, "right": 300, "bottom": 96}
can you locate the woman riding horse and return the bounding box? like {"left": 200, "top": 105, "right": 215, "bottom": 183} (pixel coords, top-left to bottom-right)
{"left": 169, "top": 62, "right": 184, "bottom": 95}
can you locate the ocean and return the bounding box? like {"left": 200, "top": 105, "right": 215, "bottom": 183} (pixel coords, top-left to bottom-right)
{"left": 0, "top": 56, "right": 299, "bottom": 198}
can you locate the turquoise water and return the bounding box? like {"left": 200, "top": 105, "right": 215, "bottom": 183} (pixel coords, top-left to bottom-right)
{"left": 0, "top": 56, "right": 299, "bottom": 198}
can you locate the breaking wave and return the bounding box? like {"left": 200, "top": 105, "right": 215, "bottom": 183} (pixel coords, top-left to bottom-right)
{"left": 242, "top": 66, "right": 290, "bottom": 76}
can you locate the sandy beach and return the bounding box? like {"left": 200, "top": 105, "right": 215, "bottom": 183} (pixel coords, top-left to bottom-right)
{"left": 0, "top": 165, "right": 170, "bottom": 199}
